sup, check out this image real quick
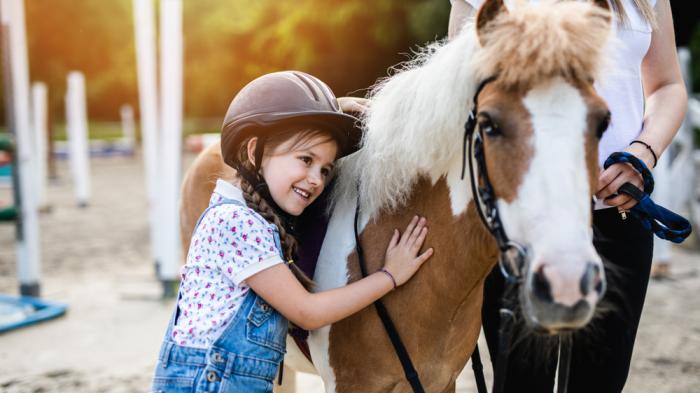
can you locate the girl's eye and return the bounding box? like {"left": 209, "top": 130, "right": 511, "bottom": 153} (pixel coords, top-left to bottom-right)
{"left": 299, "top": 156, "right": 312, "bottom": 165}
{"left": 321, "top": 168, "right": 331, "bottom": 177}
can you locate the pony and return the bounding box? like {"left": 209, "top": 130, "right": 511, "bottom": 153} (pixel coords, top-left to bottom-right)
{"left": 179, "top": 1, "right": 614, "bottom": 391}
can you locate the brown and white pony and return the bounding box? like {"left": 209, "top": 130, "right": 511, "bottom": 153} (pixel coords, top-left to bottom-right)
{"left": 180, "top": 1, "right": 614, "bottom": 391}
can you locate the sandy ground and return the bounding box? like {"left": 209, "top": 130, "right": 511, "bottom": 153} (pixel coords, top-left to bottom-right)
{"left": 0, "top": 154, "right": 698, "bottom": 393}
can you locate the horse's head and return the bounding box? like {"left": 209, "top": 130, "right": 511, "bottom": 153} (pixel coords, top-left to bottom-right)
{"left": 473, "top": 0, "right": 613, "bottom": 332}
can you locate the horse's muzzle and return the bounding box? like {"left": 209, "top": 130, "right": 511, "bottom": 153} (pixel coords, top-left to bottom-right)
{"left": 523, "top": 261, "right": 605, "bottom": 332}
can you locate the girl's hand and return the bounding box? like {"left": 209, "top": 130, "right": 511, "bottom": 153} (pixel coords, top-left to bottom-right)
{"left": 338, "top": 96, "right": 369, "bottom": 116}
{"left": 382, "top": 216, "right": 433, "bottom": 287}
{"left": 596, "top": 146, "right": 651, "bottom": 210}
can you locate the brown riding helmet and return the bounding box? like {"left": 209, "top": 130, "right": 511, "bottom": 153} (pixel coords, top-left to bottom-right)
{"left": 220, "top": 71, "right": 362, "bottom": 169}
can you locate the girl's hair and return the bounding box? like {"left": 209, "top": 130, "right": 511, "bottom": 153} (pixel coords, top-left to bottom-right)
{"left": 233, "top": 128, "right": 337, "bottom": 289}
{"left": 609, "top": 0, "right": 657, "bottom": 27}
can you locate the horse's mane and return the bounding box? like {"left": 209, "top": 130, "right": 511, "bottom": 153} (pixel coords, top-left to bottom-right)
{"left": 332, "top": 29, "right": 481, "bottom": 217}
{"left": 333, "top": 1, "right": 611, "bottom": 217}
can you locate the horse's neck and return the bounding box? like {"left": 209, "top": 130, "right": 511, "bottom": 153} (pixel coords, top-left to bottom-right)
{"left": 349, "top": 176, "right": 497, "bottom": 313}
{"left": 314, "top": 175, "right": 498, "bottom": 391}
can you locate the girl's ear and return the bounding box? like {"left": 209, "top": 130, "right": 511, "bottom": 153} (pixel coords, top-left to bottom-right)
{"left": 246, "top": 137, "right": 258, "bottom": 168}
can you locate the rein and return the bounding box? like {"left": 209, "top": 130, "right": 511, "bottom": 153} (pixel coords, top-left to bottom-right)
{"left": 603, "top": 152, "right": 692, "bottom": 243}
{"left": 462, "top": 77, "right": 571, "bottom": 393}
{"left": 353, "top": 190, "right": 425, "bottom": 393}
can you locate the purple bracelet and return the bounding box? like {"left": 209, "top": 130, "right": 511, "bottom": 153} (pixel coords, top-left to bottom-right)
{"left": 380, "top": 268, "right": 397, "bottom": 289}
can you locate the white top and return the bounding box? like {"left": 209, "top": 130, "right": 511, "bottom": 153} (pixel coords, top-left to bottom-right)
{"left": 453, "top": 0, "right": 656, "bottom": 209}
{"left": 171, "top": 179, "right": 284, "bottom": 349}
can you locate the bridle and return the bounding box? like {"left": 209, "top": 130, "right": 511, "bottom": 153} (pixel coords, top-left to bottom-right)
{"left": 463, "top": 76, "right": 573, "bottom": 393}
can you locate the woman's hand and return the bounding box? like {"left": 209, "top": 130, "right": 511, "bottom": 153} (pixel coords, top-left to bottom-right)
{"left": 596, "top": 145, "right": 653, "bottom": 210}
{"left": 382, "top": 216, "right": 433, "bottom": 287}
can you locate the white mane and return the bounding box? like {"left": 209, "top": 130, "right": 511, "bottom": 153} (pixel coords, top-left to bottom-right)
{"left": 332, "top": 24, "right": 481, "bottom": 218}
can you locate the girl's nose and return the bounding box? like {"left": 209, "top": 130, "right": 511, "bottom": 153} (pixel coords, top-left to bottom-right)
{"left": 307, "top": 169, "right": 322, "bottom": 187}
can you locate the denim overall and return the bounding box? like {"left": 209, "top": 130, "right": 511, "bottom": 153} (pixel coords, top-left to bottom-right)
{"left": 152, "top": 198, "right": 288, "bottom": 393}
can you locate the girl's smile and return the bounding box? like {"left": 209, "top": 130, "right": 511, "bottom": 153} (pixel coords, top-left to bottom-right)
{"left": 256, "top": 134, "right": 338, "bottom": 216}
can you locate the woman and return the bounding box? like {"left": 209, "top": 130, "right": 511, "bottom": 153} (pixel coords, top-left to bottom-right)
{"left": 449, "top": 0, "right": 687, "bottom": 392}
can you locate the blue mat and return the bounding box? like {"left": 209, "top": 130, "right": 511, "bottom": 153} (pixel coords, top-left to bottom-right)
{"left": 0, "top": 294, "right": 67, "bottom": 333}
{"left": 0, "top": 163, "right": 10, "bottom": 178}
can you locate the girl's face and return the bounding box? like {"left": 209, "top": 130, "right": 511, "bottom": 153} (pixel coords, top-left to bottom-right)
{"left": 254, "top": 133, "right": 338, "bottom": 216}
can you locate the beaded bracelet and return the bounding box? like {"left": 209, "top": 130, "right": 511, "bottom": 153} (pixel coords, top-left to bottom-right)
{"left": 380, "top": 268, "right": 397, "bottom": 289}
{"left": 629, "top": 140, "right": 658, "bottom": 168}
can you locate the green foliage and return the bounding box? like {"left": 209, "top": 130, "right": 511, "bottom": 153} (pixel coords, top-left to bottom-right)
{"left": 183, "top": 0, "right": 450, "bottom": 120}
{"left": 690, "top": 22, "right": 700, "bottom": 93}
{"left": 7, "top": 0, "right": 448, "bottom": 129}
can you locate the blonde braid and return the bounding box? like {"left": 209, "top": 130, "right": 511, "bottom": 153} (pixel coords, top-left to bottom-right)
{"left": 238, "top": 164, "right": 315, "bottom": 290}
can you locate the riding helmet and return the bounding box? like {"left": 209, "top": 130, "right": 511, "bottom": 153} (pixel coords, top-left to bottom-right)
{"left": 220, "top": 71, "right": 362, "bottom": 168}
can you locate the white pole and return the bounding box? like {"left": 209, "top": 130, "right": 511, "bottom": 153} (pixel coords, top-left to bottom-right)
{"left": 65, "top": 71, "right": 91, "bottom": 207}
{"left": 1, "top": 0, "right": 42, "bottom": 296}
{"left": 158, "top": 0, "right": 183, "bottom": 294}
{"left": 31, "top": 82, "right": 49, "bottom": 210}
{"left": 133, "top": 0, "right": 161, "bottom": 276}
{"left": 120, "top": 104, "right": 135, "bottom": 152}
{"left": 652, "top": 48, "right": 695, "bottom": 265}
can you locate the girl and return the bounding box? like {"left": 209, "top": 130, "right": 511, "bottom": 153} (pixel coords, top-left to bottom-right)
{"left": 151, "top": 71, "right": 434, "bottom": 393}
{"left": 449, "top": 1, "right": 686, "bottom": 392}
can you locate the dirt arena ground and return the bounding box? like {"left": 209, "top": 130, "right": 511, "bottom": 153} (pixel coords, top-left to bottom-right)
{"left": 0, "top": 154, "right": 698, "bottom": 392}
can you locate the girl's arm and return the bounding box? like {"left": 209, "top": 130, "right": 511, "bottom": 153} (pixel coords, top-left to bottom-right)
{"left": 246, "top": 216, "right": 433, "bottom": 330}
{"left": 597, "top": 0, "right": 687, "bottom": 210}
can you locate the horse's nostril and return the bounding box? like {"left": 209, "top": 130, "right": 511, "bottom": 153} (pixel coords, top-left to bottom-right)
{"left": 580, "top": 263, "right": 601, "bottom": 297}
{"left": 532, "top": 266, "right": 553, "bottom": 303}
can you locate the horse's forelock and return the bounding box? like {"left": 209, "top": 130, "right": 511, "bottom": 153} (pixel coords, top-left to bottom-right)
{"left": 475, "top": 1, "right": 612, "bottom": 89}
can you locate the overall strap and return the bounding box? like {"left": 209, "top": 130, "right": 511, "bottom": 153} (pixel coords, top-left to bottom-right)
{"left": 191, "top": 197, "right": 247, "bottom": 236}
{"left": 166, "top": 197, "right": 249, "bottom": 336}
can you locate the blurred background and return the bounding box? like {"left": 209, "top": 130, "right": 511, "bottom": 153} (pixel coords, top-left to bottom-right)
{"left": 3, "top": 0, "right": 451, "bottom": 138}
{"left": 0, "top": 1, "right": 699, "bottom": 392}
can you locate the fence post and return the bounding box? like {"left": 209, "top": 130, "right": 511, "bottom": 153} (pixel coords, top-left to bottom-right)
{"left": 157, "top": 0, "right": 183, "bottom": 297}
{"left": 1, "top": 0, "right": 42, "bottom": 296}
{"left": 32, "top": 82, "right": 49, "bottom": 210}
{"left": 133, "top": 0, "right": 162, "bottom": 281}
{"left": 65, "top": 71, "right": 91, "bottom": 207}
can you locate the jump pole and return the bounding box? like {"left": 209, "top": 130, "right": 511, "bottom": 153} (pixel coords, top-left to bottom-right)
{"left": 1, "top": 0, "right": 42, "bottom": 297}
{"left": 65, "top": 71, "right": 91, "bottom": 207}
{"left": 157, "top": 0, "right": 183, "bottom": 297}
{"left": 133, "top": 0, "right": 162, "bottom": 282}
{"left": 31, "top": 82, "right": 49, "bottom": 211}
{"left": 120, "top": 104, "right": 136, "bottom": 153}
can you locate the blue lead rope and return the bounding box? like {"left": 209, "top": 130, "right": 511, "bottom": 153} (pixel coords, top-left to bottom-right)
{"left": 603, "top": 152, "right": 692, "bottom": 243}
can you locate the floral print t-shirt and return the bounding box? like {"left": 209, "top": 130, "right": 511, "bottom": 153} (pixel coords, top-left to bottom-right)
{"left": 171, "top": 179, "right": 284, "bottom": 349}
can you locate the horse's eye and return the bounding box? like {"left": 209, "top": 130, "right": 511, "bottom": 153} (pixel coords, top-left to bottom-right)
{"left": 596, "top": 112, "right": 611, "bottom": 139}
{"left": 478, "top": 115, "right": 500, "bottom": 137}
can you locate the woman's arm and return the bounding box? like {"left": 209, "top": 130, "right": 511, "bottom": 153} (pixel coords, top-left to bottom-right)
{"left": 597, "top": 0, "right": 687, "bottom": 210}
{"left": 246, "top": 217, "right": 433, "bottom": 330}
{"left": 635, "top": 0, "right": 687, "bottom": 162}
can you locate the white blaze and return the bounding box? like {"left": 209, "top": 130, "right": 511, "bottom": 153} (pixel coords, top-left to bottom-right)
{"left": 497, "top": 78, "right": 600, "bottom": 303}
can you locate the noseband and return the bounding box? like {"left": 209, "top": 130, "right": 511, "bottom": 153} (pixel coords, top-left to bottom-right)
{"left": 463, "top": 77, "right": 573, "bottom": 393}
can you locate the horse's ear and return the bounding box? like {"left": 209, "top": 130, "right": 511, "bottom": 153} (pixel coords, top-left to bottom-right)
{"left": 476, "top": 0, "right": 507, "bottom": 46}
{"left": 589, "top": 0, "right": 613, "bottom": 24}
{"left": 591, "top": 0, "right": 610, "bottom": 12}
